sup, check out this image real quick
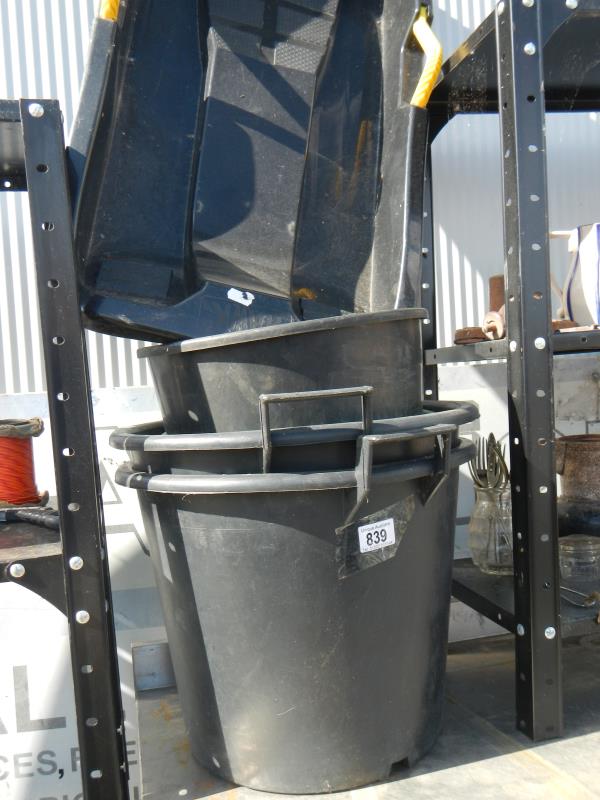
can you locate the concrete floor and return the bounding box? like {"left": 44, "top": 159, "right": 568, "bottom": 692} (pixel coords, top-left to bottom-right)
{"left": 138, "top": 634, "right": 600, "bottom": 800}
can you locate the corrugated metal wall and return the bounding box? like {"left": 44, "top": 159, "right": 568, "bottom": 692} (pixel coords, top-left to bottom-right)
{"left": 0, "top": 0, "right": 148, "bottom": 395}
{"left": 0, "top": 1, "right": 599, "bottom": 393}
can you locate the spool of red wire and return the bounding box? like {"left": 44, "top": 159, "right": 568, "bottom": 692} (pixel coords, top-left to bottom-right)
{"left": 0, "top": 418, "right": 44, "bottom": 506}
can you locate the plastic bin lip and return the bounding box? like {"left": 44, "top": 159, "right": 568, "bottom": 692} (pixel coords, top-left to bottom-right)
{"left": 115, "top": 438, "right": 475, "bottom": 495}
{"left": 137, "top": 307, "right": 428, "bottom": 359}
{"left": 110, "top": 400, "right": 479, "bottom": 453}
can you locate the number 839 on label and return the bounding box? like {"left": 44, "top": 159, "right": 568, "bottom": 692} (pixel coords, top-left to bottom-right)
{"left": 357, "top": 518, "right": 396, "bottom": 554}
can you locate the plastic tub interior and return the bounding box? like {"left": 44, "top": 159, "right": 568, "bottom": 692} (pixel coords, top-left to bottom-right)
{"left": 140, "top": 309, "right": 426, "bottom": 434}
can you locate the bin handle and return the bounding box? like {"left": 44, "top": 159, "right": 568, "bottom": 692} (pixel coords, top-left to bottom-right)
{"left": 345, "top": 423, "right": 456, "bottom": 525}
{"left": 259, "top": 386, "right": 374, "bottom": 473}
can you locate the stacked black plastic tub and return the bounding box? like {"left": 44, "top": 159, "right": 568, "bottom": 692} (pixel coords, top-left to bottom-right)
{"left": 75, "top": 0, "right": 478, "bottom": 792}
{"left": 111, "top": 309, "right": 478, "bottom": 793}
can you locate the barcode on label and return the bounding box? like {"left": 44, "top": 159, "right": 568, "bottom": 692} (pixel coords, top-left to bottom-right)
{"left": 358, "top": 518, "right": 396, "bottom": 554}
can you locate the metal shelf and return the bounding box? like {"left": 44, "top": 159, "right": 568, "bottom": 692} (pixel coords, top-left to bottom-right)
{"left": 453, "top": 560, "right": 600, "bottom": 640}
{"left": 0, "top": 522, "right": 65, "bottom": 613}
{"left": 426, "top": 330, "right": 600, "bottom": 366}
{"left": 430, "top": 0, "right": 600, "bottom": 132}
{"left": 418, "top": 0, "right": 600, "bottom": 742}
{"left": 0, "top": 521, "right": 61, "bottom": 567}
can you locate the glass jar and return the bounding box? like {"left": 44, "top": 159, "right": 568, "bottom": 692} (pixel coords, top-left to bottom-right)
{"left": 559, "top": 535, "right": 600, "bottom": 582}
{"left": 468, "top": 487, "right": 513, "bottom": 575}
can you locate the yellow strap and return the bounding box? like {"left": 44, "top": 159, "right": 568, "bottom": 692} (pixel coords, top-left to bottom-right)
{"left": 99, "top": 0, "right": 119, "bottom": 21}
{"left": 410, "top": 7, "right": 443, "bottom": 109}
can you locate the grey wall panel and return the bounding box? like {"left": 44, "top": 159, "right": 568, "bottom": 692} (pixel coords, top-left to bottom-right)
{"left": 0, "top": 0, "right": 149, "bottom": 394}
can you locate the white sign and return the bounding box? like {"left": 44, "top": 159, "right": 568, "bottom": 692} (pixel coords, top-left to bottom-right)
{"left": 358, "top": 518, "right": 396, "bottom": 554}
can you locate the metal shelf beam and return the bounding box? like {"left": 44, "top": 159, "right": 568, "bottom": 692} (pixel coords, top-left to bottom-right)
{"left": 452, "top": 560, "right": 600, "bottom": 639}
{"left": 497, "top": 1, "right": 563, "bottom": 740}
{"left": 425, "top": 330, "right": 600, "bottom": 366}
{"left": 429, "top": 0, "right": 600, "bottom": 134}
{"left": 15, "top": 100, "right": 130, "bottom": 800}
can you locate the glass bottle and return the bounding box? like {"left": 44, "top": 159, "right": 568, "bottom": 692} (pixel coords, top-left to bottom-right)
{"left": 468, "top": 487, "right": 513, "bottom": 576}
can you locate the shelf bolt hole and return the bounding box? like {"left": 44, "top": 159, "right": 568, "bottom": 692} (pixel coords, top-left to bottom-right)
{"left": 75, "top": 610, "right": 90, "bottom": 625}
{"left": 81, "top": 664, "right": 93, "bottom": 674}
{"left": 517, "top": 624, "right": 525, "bottom": 636}
{"left": 41, "top": 221, "right": 54, "bottom": 231}
{"left": 28, "top": 102, "right": 44, "bottom": 118}
{"left": 36, "top": 164, "right": 48, "bottom": 173}
{"left": 534, "top": 336, "right": 546, "bottom": 349}
{"left": 545, "top": 626, "right": 556, "bottom": 640}
{"left": 57, "top": 392, "right": 69, "bottom": 402}
{"left": 68, "top": 502, "right": 80, "bottom": 512}
{"left": 69, "top": 556, "right": 84, "bottom": 571}
{"left": 9, "top": 563, "right": 25, "bottom": 579}
{"left": 509, "top": 340, "right": 517, "bottom": 352}
{"left": 539, "top": 485, "right": 548, "bottom": 494}
{"left": 86, "top": 717, "right": 98, "bottom": 727}
{"left": 90, "top": 770, "right": 103, "bottom": 780}
{"left": 62, "top": 447, "right": 75, "bottom": 457}
{"left": 52, "top": 335, "right": 65, "bottom": 346}
{"left": 524, "top": 42, "right": 536, "bottom": 55}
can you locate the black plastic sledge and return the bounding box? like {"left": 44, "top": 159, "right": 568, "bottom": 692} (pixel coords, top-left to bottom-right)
{"left": 70, "top": 0, "right": 431, "bottom": 341}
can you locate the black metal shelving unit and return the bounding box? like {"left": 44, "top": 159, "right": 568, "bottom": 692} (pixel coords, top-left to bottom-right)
{"left": 0, "top": 100, "right": 129, "bottom": 800}
{"left": 422, "top": 0, "right": 600, "bottom": 741}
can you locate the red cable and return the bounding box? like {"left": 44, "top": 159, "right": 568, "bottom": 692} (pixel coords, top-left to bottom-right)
{"left": 0, "top": 436, "right": 41, "bottom": 505}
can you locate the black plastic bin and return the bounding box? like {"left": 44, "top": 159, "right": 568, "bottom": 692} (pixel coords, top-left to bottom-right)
{"left": 139, "top": 309, "right": 426, "bottom": 433}
{"left": 113, "top": 402, "right": 477, "bottom": 794}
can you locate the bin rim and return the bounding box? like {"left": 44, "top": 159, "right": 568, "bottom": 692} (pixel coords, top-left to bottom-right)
{"left": 138, "top": 307, "right": 427, "bottom": 359}
{"left": 116, "top": 437, "right": 474, "bottom": 495}
{"left": 110, "top": 401, "right": 479, "bottom": 453}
